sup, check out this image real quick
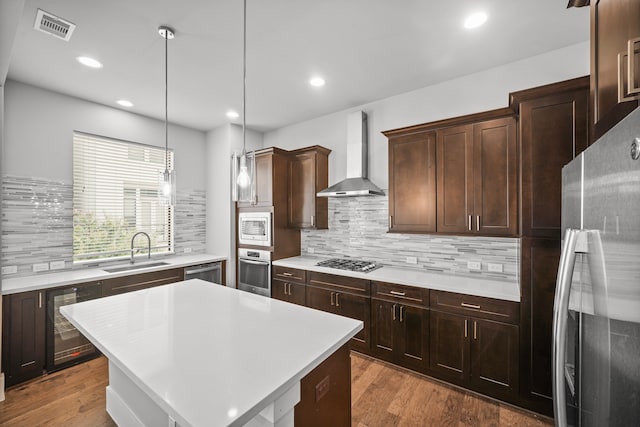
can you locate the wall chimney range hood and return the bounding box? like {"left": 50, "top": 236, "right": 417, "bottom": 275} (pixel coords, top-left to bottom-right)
{"left": 317, "top": 111, "right": 385, "bottom": 197}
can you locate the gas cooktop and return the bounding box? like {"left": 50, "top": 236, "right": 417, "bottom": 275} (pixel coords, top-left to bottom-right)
{"left": 316, "top": 258, "right": 380, "bottom": 273}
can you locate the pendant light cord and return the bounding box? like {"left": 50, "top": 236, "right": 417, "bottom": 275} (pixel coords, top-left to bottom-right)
{"left": 164, "top": 28, "right": 169, "bottom": 172}
{"left": 242, "top": 0, "right": 247, "bottom": 155}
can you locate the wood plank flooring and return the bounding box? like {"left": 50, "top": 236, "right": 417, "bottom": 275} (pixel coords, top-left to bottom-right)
{"left": 0, "top": 354, "right": 553, "bottom": 426}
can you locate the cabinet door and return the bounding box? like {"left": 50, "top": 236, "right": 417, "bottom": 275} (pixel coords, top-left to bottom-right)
{"left": 429, "top": 310, "right": 467, "bottom": 384}
{"left": 371, "top": 299, "right": 396, "bottom": 362}
{"left": 287, "top": 281, "right": 306, "bottom": 306}
{"left": 253, "top": 152, "right": 273, "bottom": 206}
{"left": 472, "top": 117, "right": 517, "bottom": 236}
{"left": 396, "top": 305, "right": 429, "bottom": 372}
{"left": 334, "top": 292, "right": 370, "bottom": 353}
{"left": 2, "top": 291, "right": 46, "bottom": 386}
{"left": 437, "top": 124, "right": 474, "bottom": 233}
{"left": 469, "top": 318, "right": 519, "bottom": 401}
{"left": 272, "top": 278, "right": 290, "bottom": 303}
{"left": 388, "top": 131, "right": 436, "bottom": 233}
{"left": 288, "top": 152, "right": 322, "bottom": 229}
{"left": 591, "top": 0, "right": 640, "bottom": 140}
{"left": 306, "top": 285, "right": 336, "bottom": 314}
{"left": 520, "top": 88, "right": 589, "bottom": 238}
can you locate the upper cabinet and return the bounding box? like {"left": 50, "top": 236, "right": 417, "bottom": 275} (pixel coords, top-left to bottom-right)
{"left": 288, "top": 146, "right": 331, "bottom": 229}
{"left": 590, "top": 0, "right": 640, "bottom": 140}
{"left": 387, "top": 130, "right": 437, "bottom": 233}
{"left": 238, "top": 147, "right": 290, "bottom": 208}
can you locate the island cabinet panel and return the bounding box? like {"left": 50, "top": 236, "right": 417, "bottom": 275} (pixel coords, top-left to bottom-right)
{"left": 307, "top": 272, "right": 371, "bottom": 353}
{"left": 2, "top": 290, "right": 46, "bottom": 386}
{"left": 288, "top": 146, "right": 331, "bottom": 230}
{"left": 387, "top": 130, "right": 437, "bottom": 233}
{"left": 370, "top": 281, "right": 429, "bottom": 372}
{"left": 102, "top": 268, "right": 184, "bottom": 296}
{"left": 436, "top": 115, "right": 517, "bottom": 236}
{"left": 429, "top": 290, "right": 519, "bottom": 403}
{"left": 590, "top": 0, "right": 640, "bottom": 140}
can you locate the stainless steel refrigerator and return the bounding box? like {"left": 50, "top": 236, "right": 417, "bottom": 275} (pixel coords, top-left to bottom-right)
{"left": 553, "top": 107, "right": 640, "bottom": 426}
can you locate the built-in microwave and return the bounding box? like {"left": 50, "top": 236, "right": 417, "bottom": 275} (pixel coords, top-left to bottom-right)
{"left": 238, "top": 211, "right": 272, "bottom": 247}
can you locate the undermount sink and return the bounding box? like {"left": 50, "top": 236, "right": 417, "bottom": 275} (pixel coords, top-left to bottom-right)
{"left": 102, "top": 261, "right": 170, "bottom": 273}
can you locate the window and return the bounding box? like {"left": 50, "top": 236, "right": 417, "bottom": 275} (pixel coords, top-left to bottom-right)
{"left": 73, "top": 132, "right": 174, "bottom": 262}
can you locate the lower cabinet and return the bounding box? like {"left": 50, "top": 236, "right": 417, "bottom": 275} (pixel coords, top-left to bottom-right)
{"left": 272, "top": 278, "right": 306, "bottom": 306}
{"left": 102, "top": 268, "right": 184, "bottom": 296}
{"left": 306, "top": 272, "right": 371, "bottom": 353}
{"left": 2, "top": 290, "right": 46, "bottom": 386}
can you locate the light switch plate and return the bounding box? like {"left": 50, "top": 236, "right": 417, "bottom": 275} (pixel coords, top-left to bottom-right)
{"left": 467, "top": 261, "right": 481, "bottom": 270}
{"left": 308, "top": 247, "right": 315, "bottom": 254}
{"left": 406, "top": 256, "right": 418, "bottom": 264}
{"left": 183, "top": 247, "right": 192, "bottom": 253}
{"left": 488, "top": 263, "right": 503, "bottom": 273}
{"left": 50, "top": 260, "right": 65, "bottom": 270}
{"left": 33, "top": 263, "right": 49, "bottom": 273}
{"left": 2, "top": 265, "right": 17, "bottom": 275}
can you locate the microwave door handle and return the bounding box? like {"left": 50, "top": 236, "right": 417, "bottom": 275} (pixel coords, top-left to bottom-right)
{"left": 240, "top": 259, "right": 270, "bottom": 266}
{"left": 185, "top": 265, "right": 220, "bottom": 275}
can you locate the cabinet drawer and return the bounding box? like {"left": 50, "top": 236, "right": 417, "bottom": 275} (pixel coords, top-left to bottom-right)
{"left": 372, "top": 281, "right": 429, "bottom": 307}
{"left": 308, "top": 271, "right": 370, "bottom": 295}
{"left": 430, "top": 290, "right": 518, "bottom": 324}
{"left": 273, "top": 266, "right": 306, "bottom": 284}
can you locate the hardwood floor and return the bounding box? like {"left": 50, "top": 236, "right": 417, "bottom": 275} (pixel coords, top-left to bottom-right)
{"left": 0, "top": 354, "right": 553, "bottom": 426}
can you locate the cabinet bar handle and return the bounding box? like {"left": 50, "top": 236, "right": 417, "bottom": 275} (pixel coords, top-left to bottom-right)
{"left": 392, "top": 304, "right": 397, "bottom": 321}
{"left": 468, "top": 215, "right": 472, "bottom": 231}
{"left": 39, "top": 292, "right": 43, "bottom": 309}
{"left": 399, "top": 305, "right": 404, "bottom": 322}
{"left": 476, "top": 215, "right": 480, "bottom": 231}
{"left": 390, "top": 290, "right": 406, "bottom": 296}
{"left": 335, "top": 293, "right": 340, "bottom": 307}
{"left": 473, "top": 321, "right": 477, "bottom": 340}
{"left": 281, "top": 272, "right": 293, "bottom": 277}
{"left": 464, "top": 319, "right": 468, "bottom": 338}
{"left": 283, "top": 282, "right": 288, "bottom": 295}
{"left": 311, "top": 215, "right": 315, "bottom": 227}
{"left": 389, "top": 216, "right": 393, "bottom": 229}
{"left": 628, "top": 37, "right": 640, "bottom": 96}
{"left": 461, "top": 302, "right": 481, "bottom": 310}
{"left": 619, "top": 51, "right": 637, "bottom": 102}
{"left": 331, "top": 292, "right": 335, "bottom": 306}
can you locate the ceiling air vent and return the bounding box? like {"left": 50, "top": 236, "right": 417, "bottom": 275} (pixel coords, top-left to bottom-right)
{"left": 33, "top": 9, "right": 76, "bottom": 41}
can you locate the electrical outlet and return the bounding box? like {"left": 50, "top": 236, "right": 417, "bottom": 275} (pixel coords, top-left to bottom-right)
{"left": 2, "top": 265, "right": 17, "bottom": 275}
{"left": 308, "top": 247, "right": 315, "bottom": 254}
{"left": 33, "top": 263, "right": 49, "bottom": 273}
{"left": 406, "top": 256, "right": 417, "bottom": 264}
{"left": 467, "top": 261, "right": 481, "bottom": 271}
{"left": 184, "top": 247, "right": 192, "bottom": 254}
{"left": 50, "top": 261, "right": 65, "bottom": 270}
{"left": 488, "top": 263, "right": 503, "bottom": 273}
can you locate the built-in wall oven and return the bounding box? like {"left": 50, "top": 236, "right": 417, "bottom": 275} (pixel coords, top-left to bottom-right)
{"left": 46, "top": 282, "right": 102, "bottom": 372}
{"left": 238, "top": 211, "right": 272, "bottom": 247}
{"left": 238, "top": 248, "right": 271, "bottom": 297}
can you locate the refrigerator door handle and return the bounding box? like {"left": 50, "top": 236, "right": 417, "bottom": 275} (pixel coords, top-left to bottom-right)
{"left": 552, "top": 228, "right": 587, "bottom": 427}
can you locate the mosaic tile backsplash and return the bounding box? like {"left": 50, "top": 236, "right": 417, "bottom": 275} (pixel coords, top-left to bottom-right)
{"left": 2, "top": 175, "right": 206, "bottom": 279}
{"left": 302, "top": 195, "right": 520, "bottom": 283}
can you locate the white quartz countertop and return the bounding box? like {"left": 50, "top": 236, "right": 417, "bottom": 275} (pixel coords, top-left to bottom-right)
{"left": 1, "top": 253, "right": 226, "bottom": 295}
{"left": 61, "top": 279, "right": 362, "bottom": 427}
{"left": 273, "top": 256, "right": 520, "bottom": 302}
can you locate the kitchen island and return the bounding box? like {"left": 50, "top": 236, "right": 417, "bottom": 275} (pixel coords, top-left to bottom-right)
{"left": 60, "top": 279, "right": 362, "bottom": 427}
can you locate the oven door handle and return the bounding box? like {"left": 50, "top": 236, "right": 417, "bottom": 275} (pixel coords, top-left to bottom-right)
{"left": 239, "top": 258, "right": 270, "bottom": 266}
{"left": 185, "top": 265, "right": 220, "bottom": 275}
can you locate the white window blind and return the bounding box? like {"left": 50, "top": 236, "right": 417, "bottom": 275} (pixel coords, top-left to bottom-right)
{"left": 73, "top": 132, "right": 174, "bottom": 262}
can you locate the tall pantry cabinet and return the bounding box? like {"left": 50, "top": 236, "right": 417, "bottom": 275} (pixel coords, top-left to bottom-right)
{"left": 510, "top": 76, "right": 590, "bottom": 416}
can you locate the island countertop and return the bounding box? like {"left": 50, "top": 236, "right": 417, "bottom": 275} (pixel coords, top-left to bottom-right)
{"left": 61, "top": 279, "right": 362, "bottom": 426}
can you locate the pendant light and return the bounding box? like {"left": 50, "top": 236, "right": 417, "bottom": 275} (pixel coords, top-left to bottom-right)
{"left": 233, "top": 0, "right": 254, "bottom": 202}
{"left": 158, "top": 25, "right": 176, "bottom": 206}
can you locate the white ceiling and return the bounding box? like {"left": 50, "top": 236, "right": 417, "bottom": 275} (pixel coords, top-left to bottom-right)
{"left": 8, "top": 0, "right": 589, "bottom": 132}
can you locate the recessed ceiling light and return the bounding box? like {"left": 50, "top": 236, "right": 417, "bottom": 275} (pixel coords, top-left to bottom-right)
{"left": 226, "top": 110, "right": 239, "bottom": 119}
{"left": 464, "top": 12, "right": 488, "bottom": 29}
{"left": 76, "top": 56, "right": 103, "bottom": 68}
{"left": 117, "top": 99, "right": 133, "bottom": 107}
{"left": 309, "top": 77, "right": 326, "bottom": 87}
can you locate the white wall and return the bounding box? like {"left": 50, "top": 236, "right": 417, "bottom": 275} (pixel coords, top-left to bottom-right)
{"left": 205, "top": 123, "right": 262, "bottom": 286}
{"left": 264, "top": 41, "right": 590, "bottom": 190}
{"left": 3, "top": 80, "right": 206, "bottom": 190}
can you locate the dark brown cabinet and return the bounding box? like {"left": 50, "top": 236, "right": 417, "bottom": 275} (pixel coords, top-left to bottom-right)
{"left": 2, "top": 290, "right": 46, "bottom": 386}
{"left": 590, "top": 0, "right": 640, "bottom": 140}
{"left": 288, "top": 146, "right": 331, "bottom": 229}
{"left": 102, "top": 268, "right": 183, "bottom": 296}
{"left": 387, "top": 130, "right": 437, "bottom": 233}
{"left": 272, "top": 265, "right": 307, "bottom": 306}
{"left": 429, "top": 291, "right": 519, "bottom": 403}
{"left": 370, "top": 282, "right": 429, "bottom": 372}
{"left": 306, "top": 272, "right": 370, "bottom": 353}
{"left": 238, "top": 147, "right": 290, "bottom": 208}
{"left": 436, "top": 114, "right": 517, "bottom": 236}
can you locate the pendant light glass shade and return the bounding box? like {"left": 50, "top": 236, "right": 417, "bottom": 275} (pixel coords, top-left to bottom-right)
{"left": 232, "top": 0, "right": 255, "bottom": 202}
{"left": 158, "top": 25, "right": 176, "bottom": 206}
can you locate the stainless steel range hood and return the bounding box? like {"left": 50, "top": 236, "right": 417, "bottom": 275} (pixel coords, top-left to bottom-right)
{"left": 317, "top": 111, "right": 385, "bottom": 197}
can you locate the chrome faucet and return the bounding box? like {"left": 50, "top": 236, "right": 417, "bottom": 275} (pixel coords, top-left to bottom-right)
{"left": 130, "top": 231, "right": 151, "bottom": 264}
